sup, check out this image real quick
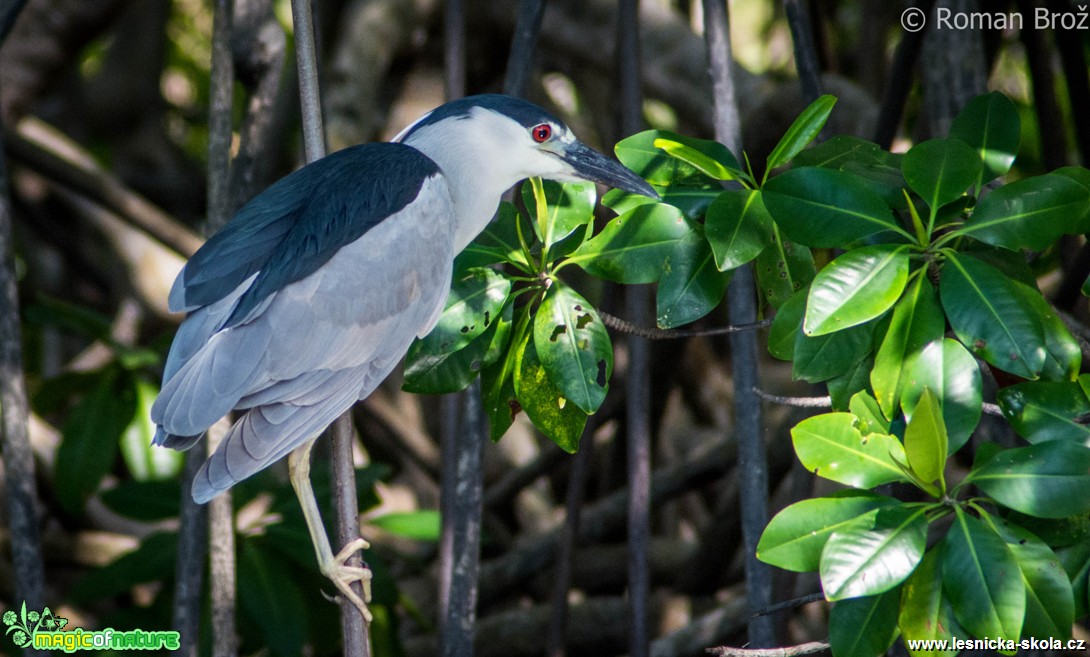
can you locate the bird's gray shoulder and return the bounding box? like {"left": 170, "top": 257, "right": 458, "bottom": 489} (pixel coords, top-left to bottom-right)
{"left": 172, "top": 143, "right": 441, "bottom": 324}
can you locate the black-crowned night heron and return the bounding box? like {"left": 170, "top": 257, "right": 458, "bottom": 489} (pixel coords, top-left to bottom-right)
{"left": 151, "top": 94, "right": 656, "bottom": 621}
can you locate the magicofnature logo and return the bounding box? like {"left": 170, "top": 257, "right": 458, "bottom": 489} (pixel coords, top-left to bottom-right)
{"left": 4, "top": 601, "right": 180, "bottom": 652}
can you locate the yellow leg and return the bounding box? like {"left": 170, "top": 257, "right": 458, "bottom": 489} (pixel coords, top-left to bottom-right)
{"left": 288, "top": 438, "right": 373, "bottom": 623}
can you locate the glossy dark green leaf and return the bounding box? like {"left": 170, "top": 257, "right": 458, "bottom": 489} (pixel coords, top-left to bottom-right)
{"left": 533, "top": 283, "right": 612, "bottom": 414}
{"left": 804, "top": 244, "right": 909, "bottom": 336}
{"left": 793, "top": 135, "right": 887, "bottom": 169}
{"left": 767, "top": 287, "right": 806, "bottom": 361}
{"left": 100, "top": 480, "right": 182, "bottom": 521}
{"left": 757, "top": 491, "right": 898, "bottom": 572}
{"left": 404, "top": 301, "right": 513, "bottom": 394}
{"left": 416, "top": 268, "right": 511, "bottom": 355}
{"left": 871, "top": 275, "right": 945, "bottom": 418}
{"left": 704, "top": 189, "right": 773, "bottom": 271}
{"left": 56, "top": 368, "right": 135, "bottom": 513}
{"left": 480, "top": 310, "right": 532, "bottom": 441}
{"left": 763, "top": 167, "right": 909, "bottom": 247}
{"left": 904, "top": 388, "right": 947, "bottom": 488}
{"left": 821, "top": 506, "right": 927, "bottom": 600}
{"left": 955, "top": 173, "right": 1090, "bottom": 250}
{"left": 1013, "top": 280, "right": 1081, "bottom": 381}
{"left": 569, "top": 203, "right": 692, "bottom": 284}
{"left": 997, "top": 381, "right": 1090, "bottom": 446}
{"left": 119, "top": 377, "right": 182, "bottom": 481}
{"left": 900, "top": 339, "right": 981, "bottom": 454}
{"left": 899, "top": 548, "right": 962, "bottom": 657}
{"left": 828, "top": 354, "right": 875, "bottom": 411}
{"left": 755, "top": 224, "right": 816, "bottom": 309}
{"left": 602, "top": 187, "right": 720, "bottom": 222}
{"left": 766, "top": 94, "right": 837, "bottom": 173}
{"left": 842, "top": 160, "right": 909, "bottom": 210}
{"left": 656, "top": 229, "right": 731, "bottom": 328}
{"left": 941, "top": 507, "right": 1024, "bottom": 642}
{"left": 1058, "top": 538, "right": 1090, "bottom": 619}
{"left": 949, "top": 91, "right": 1020, "bottom": 185}
{"left": 792, "top": 318, "right": 874, "bottom": 383}
{"left": 990, "top": 516, "right": 1074, "bottom": 640}
{"left": 940, "top": 253, "right": 1045, "bottom": 379}
{"left": 615, "top": 130, "right": 739, "bottom": 187}
{"left": 654, "top": 137, "right": 747, "bottom": 183}
{"left": 902, "top": 138, "right": 981, "bottom": 211}
{"left": 967, "top": 440, "right": 1090, "bottom": 518}
{"left": 828, "top": 588, "right": 901, "bottom": 657}
{"left": 514, "top": 332, "right": 588, "bottom": 452}
{"left": 791, "top": 412, "right": 909, "bottom": 488}
{"left": 454, "top": 203, "right": 532, "bottom": 272}
{"left": 522, "top": 179, "right": 596, "bottom": 249}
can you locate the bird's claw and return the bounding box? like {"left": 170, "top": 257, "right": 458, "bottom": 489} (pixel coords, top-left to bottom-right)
{"left": 320, "top": 537, "right": 373, "bottom": 624}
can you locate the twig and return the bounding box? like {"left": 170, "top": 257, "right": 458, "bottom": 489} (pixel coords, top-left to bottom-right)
{"left": 503, "top": 0, "right": 546, "bottom": 98}
{"left": 332, "top": 414, "right": 369, "bottom": 657}
{"left": 873, "top": 0, "right": 935, "bottom": 148}
{"left": 752, "top": 389, "right": 831, "bottom": 409}
{"left": 5, "top": 119, "right": 203, "bottom": 257}
{"left": 291, "top": 0, "right": 326, "bottom": 163}
{"left": 172, "top": 452, "right": 207, "bottom": 657}
{"left": 206, "top": 2, "right": 238, "bottom": 654}
{"left": 546, "top": 437, "right": 593, "bottom": 657}
{"left": 706, "top": 641, "right": 830, "bottom": 657}
{"left": 750, "top": 592, "right": 825, "bottom": 618}
{"left": 600, "top": 310, "right": 771, "bottom": 339}
{"left": 0, "top": 75, "right": 48, "bottom": 657}
{"left": 444, "top": 0, "right": 465, "bottom": 100}
{"left": 782, "top": 0, "right": 824, "bottom": 103}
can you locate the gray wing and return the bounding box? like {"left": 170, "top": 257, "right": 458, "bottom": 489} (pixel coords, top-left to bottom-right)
{"left": 152, "top": 174, "right": 455, "bottom": 500}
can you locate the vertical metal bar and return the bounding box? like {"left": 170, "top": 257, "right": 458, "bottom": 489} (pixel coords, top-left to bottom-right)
{"left": 291, "top": 0, "right": 327, "bottom": 162}
{"left": 783, "top": 0, "right": 824, "bottom": 102}
{"left": 702, "top": 0, "right": 774, "bottom": 647}
{"left": 445, "top": 0, "right": 466, "bottom": 100}
{"left": 503, "top": 0, "right": 547, "bottom": 98}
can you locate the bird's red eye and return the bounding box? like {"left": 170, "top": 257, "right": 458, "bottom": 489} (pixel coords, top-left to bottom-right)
{"left": 531, "top": 124, "right": 552, "bottom": 143}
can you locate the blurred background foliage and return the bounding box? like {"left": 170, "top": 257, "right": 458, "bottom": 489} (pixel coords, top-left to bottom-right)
{"left": 2, "top": 0, "right": 1090, "bottom": 655}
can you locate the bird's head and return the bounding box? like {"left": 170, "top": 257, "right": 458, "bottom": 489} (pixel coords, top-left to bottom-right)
{"left": 395, "top": 94, "right": 657, "bottom": 200}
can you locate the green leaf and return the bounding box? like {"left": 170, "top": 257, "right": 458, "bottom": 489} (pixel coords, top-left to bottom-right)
{"left": 940, "top": 252, "right": 1046, "bottom": 380}
{"left": 615, "top": 130, "right": 740, "bottom": 187}
{"left": 989, "top": 516, "right": 1074, "bottom": 640}
{"left": 533, "top": 282, "right": 612, "bottom": 414}
{"left": 654, "top": 137, "right": 746, "bottom": 182}
{"left": 954, "top": 173, "right": 1090, "bottom": 250}
{"left": 454, "top": 203, "right": 532, "bottom": 272}
{"left": 1013, "top": 280, "right": 1081, "bottom": 381}
{"left": 793, "top": 135, "right": 888, "bottom": 170}
{"left": 792, "top": 318, "right": 874, "bottom": 383}
{"left": 100, "top": 480, "right": 182, "bottom": 521}
{"left": 900, "top": 548, "right": 962, "bottom": 657}
{"left": 568, "top": 203, "right": 693, "bottom": 284}
{"left": 404, "top": 301, "right": 513, "bottom": 394}
{"left": 997, "top": 381, "right": 1090, "bottom": 446}
{"left": 656, "top": 229, "right": 731, "bottom": 328}
{"left": 828, "top": 355, "right": 875, "bottom": 411}
{"left": 55, "top": 367, "right": 135, "bottom": 513}
{"left": 238, "top": 539, "right": 307, "bottom": 657}
{"left": 704, "top": 189, "right": 773, "bottom": 271}
{"left": 480, "top": 309, "right": 532, "bottom": 441}
{"left": 900, "top": 338, "right": 982, "bottom": 453}
{"left": 766, "top": 94, "right": 837, "bottom": 173}
{"left": 514, "top": 331, "right": 588, "bottom": 452}
{"left": 767, "top": 286, "right": 806, "bottom": 361}
{"left": 602, "top": 187, "right": 721, "bottom": 222}
{"left": 871, "top": 275, "right": 945, "bottom": 418}
{"left": 1058, "top": 538, "right": 1090, "bottom": 619}
{"left": 119, "top": 377, "right": 182, "bottom": 481}
{"left": 904, "top": 388, "right": 947, "bottom": 489}
{"left": 828, "top": 588, "right": 901, "bottom": 657}
{"left": 941, "top": 507, "right": 1024, "bottom": 642}
{"left": 763, "top": 167, "right": 909, "bottom": 247}
{"left": 849, "top": 391, "right": 890, "bottom": 436}
{"left": 804, "top": 244, "right": 910, "bottom": 336}
{"left": 967, "top": 440, "right": 1090, "bottom": 518}
{"left": 369, "top": 510, "right": 441, "bottom": 541}
{"left": 416, "top": 268, "right": 511, "bottom": 355}
{"left": 757, "top": 491, "right": 898, "bottom": 572}
{"left": 522, "top": 179, "right": 596, "bottom": 250}
{"left": 902, "top": 138, "right": 981, "bottom": 212}
{"left": 791, "top": 412, "right": 910, "bottom": 488}
{"left": 820, "top": 506, "right": 928, "bottom": 600}
{"left": 755, "top": 224, "right": 816, "bottom": 309}
{"left": 949, "top": 91, "right": 1020, "bottom": 185}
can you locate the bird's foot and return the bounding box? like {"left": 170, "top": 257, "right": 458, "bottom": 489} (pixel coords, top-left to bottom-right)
{"left": 320, "top": 537, "right": 373, "bottom": 624}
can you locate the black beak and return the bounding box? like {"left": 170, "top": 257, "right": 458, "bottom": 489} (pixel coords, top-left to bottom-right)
{"left": 561, "top": 141, "right": 659, "bottom": 199}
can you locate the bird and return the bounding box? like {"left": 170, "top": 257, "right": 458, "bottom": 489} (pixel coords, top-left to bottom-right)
{"left": 151, "top": 94, "right": 657, "bottom": 621}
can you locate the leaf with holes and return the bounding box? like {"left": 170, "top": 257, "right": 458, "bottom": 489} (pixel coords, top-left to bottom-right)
{"left": 569, "top": 203, "right": 693, "bottom": 284}
{"left": 416, "top": 268, "right": 511, "bottom": 355}
{"left": 404, "top": 300, "right": 513, "bottom": 394}
{"left": 804, "top": 244, "right": 909, "bottom": 336}
{"left": 940, "top": 252, "right": 1045, "bottom": 379}
{"left": 755, "top": 224, "right": 816, "bottom": 309}
{"left": 791, "top": 413, "right": 910, "bottom": 489}
{"left": 514, "top": 332, "right": 588, "bottom": 453}
{"left": 656, "top": 229, "right": 731, "bottom": 329}
{"left": 533, "top": 282, "right": 612, "bottom": 414}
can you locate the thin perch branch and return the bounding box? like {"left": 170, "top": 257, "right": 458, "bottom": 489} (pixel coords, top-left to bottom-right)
{"left": 600, "top": 310, "right": 770, "bottom": 339}
{"left": 706, "top": 641, "right": 830, "bottom": 657}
